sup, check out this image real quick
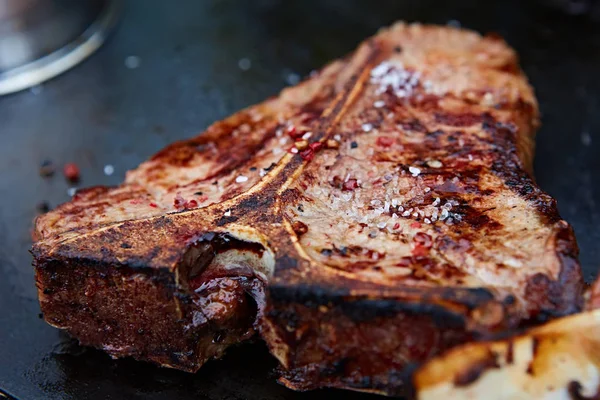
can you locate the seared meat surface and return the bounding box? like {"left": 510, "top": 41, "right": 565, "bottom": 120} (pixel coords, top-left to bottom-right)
{"left": 32, "top": 23, "right": 583, "bottom": 395}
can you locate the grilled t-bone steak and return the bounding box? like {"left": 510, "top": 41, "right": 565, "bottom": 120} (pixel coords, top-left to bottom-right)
{"left": 32, "top": 23, "right": 584, "bottom": 395}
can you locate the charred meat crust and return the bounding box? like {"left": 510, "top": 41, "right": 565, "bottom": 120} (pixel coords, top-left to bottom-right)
{"left": 34, "top": 233, "right": 269, "bottom": 372}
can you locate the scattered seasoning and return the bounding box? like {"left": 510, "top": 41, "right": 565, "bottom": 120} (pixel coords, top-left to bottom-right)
{"left": 409, "top": 166, "right": 421, "bottom": 176}
{"left": 286, "top": 125, "right": 298, "bottom": 138}
{"left": 194, "top": 191, "right": 204, "bottom": 196}
{"left": 103, "top": 164, "right": 114, "bottom": 176}
{"left": 286, "top": 72, "right": 301, "bottom": 86}
{"left": 290, "top": 147, "right": 299, "bottom": 154}
{"left": 235, "top": 175, "right": 248, "bottom": 183}
{"left": 320, "top": 248, "right": 333, "bottom": 256}
{"left": 299, "top": 148, "right": 314, "bottom": 160}
{"left": 184, "top": 199, "right": 198, "bottom": 209}
{"left": 377, "top": 221, "right": 387, "bottom": 229}
{"left": 350, "top": 141, "right": 358, "bottom": 149}
{"left": 301, "top": 132, "right": 312, "bottom": 140}
{"left": 326, "top": 139, "right": 340, "bottom": 149}
{"left": 342, "top": 179, "right": 359, "bottom": 191}
{"left": 30, "top": 85, "right": 43, "bottom": 95}
{"left": 149, "top": 202, "right": 158, "bottom": 208}
{"left": 63, "top": 163, "right": 80, "bottom": 182}
{"left": 295, "top": 140, "right": 309, "bottom": 150}
{"left": 410, "top": 221, "right": 422, "bottom": 229}
{"left": 370, "top": 60, "right": 422, "bottom": 97}
{"left": 297, "top": 204, "right": 304, "bottom": 212}
{"left": 468, "top": 154, "right": 474, "bottom": 161}
{"left": 36, "top": 202, "right": 50, "bottom": 213}
{"left": 124, "top": 55, "right": 141, "bottom": 69}
{"left": 424, "top": 187, "right": 431, "bottom": 193}
{"left": 238, "top": 57, "right": 251, "bottom": 71}
{"left": 393, "top": 223, "right": 400, "bottom": 230}
{"left": 361, "top": 123, "right": 373, "bottom": 132}
{"left": 440, "top": 208, "right": 449, "bottom": 220}
{"left": 174, "top": 193, "right": 186, "bottom": 209}
{"left": 224, "top": 209, "right": 232, "bottom": 217}
{"left": 368, "top": 231, "right": 377, "bottom": 238}
{"left": 427, "top": 160, "right": 443, "bottom": 168}
{"left": 309, "top": 142, "right": 323, "bottom": 151}
{"left": 249, "top": 167, "right": 257, "bottom": 171}
{"left": 292, "top": 221, "right": 308, "bottom": 235}
{"left": 39, "top": 160, "right": 55, "bottom": 177}
{"left": 376, "top": 136, "right": 394, "bottom": 147}
{"left": 334, "top": 134, "right": 342, "bottom": 141}
{"left": 374, "top": 100, "right": 385, "bottom": 108}
{"left": 582, "top": 131, "right": 592, "bottom": 146}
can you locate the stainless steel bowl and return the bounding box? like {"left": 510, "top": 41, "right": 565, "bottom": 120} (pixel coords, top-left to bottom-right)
{"left": 0, "top": 0, "right": 120, "bottom": 95}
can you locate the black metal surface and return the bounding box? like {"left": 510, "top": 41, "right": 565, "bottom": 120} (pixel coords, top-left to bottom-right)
{"left": 0, "top": 0, "right": 599, "bottom": 399}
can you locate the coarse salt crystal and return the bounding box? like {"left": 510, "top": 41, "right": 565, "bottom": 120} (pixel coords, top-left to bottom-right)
{"left": 236, "top": 175, "right": 248, "bottom": 183}
{"left": 374, "top": 100, "right": 385, "bottom": 108}
{"left": 427, "top": 160, "right": 443, "bottom": 168}
{"left": 334, "top": 134, "right": 341, "bottom": 141}
{"left": 391, "top": 199, "right": 398, "bottom": 207}
{"left": 409, "top": 166, "right": 421, "bottom": 176}
{"left": 371, "top": 62, "right": 390, "bottom": 78}
{"left": 377, "top": 221, "right": 387, "bottom": 229}
{"left": 424, "top": 218, "right": 431, "bottom": 224}
{"left": 302, "top": 132, "right": 312, "bottom": 140}
{"left": 432, "top": 197, "right": 441, "bottom": 207}
{"left": 384, "top": 201, "right": 390, "bottom": 213}
{"left": 440, "top": 209, "right": 449, "bottom": 220}
{"left": 125, "top": 55, "right": 141, "bottom": 69}
{"left": 103, "top": 164, "right": 114, "bottom": 176}
{"left": 290, "top": 147, "right": 299, "bottom": 154}
{"left": 238, "top": 58, "right": 251, "bottom": 71}
{"left": 371, "top": 199, "right": 382, "bottom": 206}
{"left": 362, "top": 123, "right": 373, "bottom": 132}
{"left": 273, "top": 148, "right": 282, "bottom": 155}
{"left": 424, "top": 187, "right": 431, "bottom": 193}
{"left": 224, "top": 210, "right": 232, "bottom": 217}
{"left": 402, "top": 211, "right": 411, "bottom": 217}
{"left": 468, "top": 154, "right": 474, "bottom": 161}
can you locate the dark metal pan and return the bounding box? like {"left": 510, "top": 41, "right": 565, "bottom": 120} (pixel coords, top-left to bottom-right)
{"left": 1, "top": 0, "right": 599, "bottom": 398}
